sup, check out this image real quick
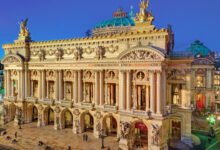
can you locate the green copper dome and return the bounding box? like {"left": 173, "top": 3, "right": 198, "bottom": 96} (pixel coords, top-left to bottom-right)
{"left": 95, "top": 17, "right": 135, "bottom": 29}
{"left": 187, "top": 40, "right": 211, "bottom": 57}
{"left": 95, "top": 8, "right": 135, "bottom": 29}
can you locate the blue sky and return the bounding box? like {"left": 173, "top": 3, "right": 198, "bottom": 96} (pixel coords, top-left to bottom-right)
{"left": 0, "top": 0, "right": 220, "bottom": 58}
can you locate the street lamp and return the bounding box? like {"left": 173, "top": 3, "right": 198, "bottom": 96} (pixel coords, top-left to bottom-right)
{"left": 99, "top": 129, "right": 106, "bottom": 149}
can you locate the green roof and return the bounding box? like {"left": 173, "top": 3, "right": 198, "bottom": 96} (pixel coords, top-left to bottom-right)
{"left": 95, "top": 17, "right": 135, "bottom": 29}
{"left": 187, "top": 40, "right": 211, "bottom": 57}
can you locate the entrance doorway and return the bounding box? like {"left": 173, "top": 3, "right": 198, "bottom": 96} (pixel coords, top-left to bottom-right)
{"left": 103, "top": 116, "right": 117, "bottom": 136}
{"left": 32, "top": 106, "right": 38, "bottom": 122}
{"left": 172, "top": 120, "right": 181, "bottom": 140}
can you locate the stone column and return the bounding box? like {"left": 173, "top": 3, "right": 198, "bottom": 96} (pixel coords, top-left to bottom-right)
{"left": 7, "top": 70, "right": 11, "bottom": 97}
{"left": 83, "top": 82, "right": 86, "bottom": 102}
{"left": 78, "top": 70, "right": 83, "bottom": 103}
{"left": 137, "top": 86, "right": 141, "bottom": 110}
{"left": 4, "top": 70, "right": 7, "bottom": 97}
{"left": 162, "top": 70, "right": 167, "bottom": 113}
{"left": 105, "top": 83, "right": 108, "bottom": 105}
{"left": 116, "top": 84, "right": 119, "bottom": 107}
{"left": 156, "top": 72, "right": 161, "bottom": 114}
{"left": 38, "top": 71, "right": 42, "bottom": 100}
{"left": 150, "top": 71, "right": 155, "bottom": 114}
{"left": 146, "top": 86, "right": 150, "bottom": 111}
{"left": 21, "top": 70, "right": 25, "bottom": 100}
{"left": 55, "top": 71, "right": 59, "bottom": 100}
{"left": 111, "top": 84, "right": 114, "bottom": 105}
{"left": 126, "top": 71, "right": 131, "bottom": 111}
{"left": 18, "top": 70, "right": 21, "bottom": 99}
{"left": 95, "top": 71, "right": 100, "bottom": 105}
{"left": 30, "top": 80, "right": 33, "bottom": 97}
{"left": 74, "top": 71, "right": 78, "bottom": 103}
{"left": 24, "top": 67, "right": 29, "bottom": 98}
{"left": 46, "top": 81, "right": 49, "bottom": 98}
{"left": 11, "top": 80, "right": 14, "bottom": 97}
{"left": 100, "top": 70, "right": 104, "bottom": 105}
{"left": 207, "top": 69, "right": 212, "bottom": 88}
{"left": 59, "top": 70, "right": 63, "bottom": 101}
{"left": 108, "top": 85, "right": 111, "bottom": 104}
{"left": 119, "top": 71, "right": 126, "bottom": 110}
{"left": 42, "top": 70, "right": 46, "bottom": 99}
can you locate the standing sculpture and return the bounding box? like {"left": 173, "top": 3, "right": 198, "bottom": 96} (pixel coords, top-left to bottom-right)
{"left": 151, "top": 123, "right": 161, "bottom": 146}
{"left": 18, "top": 18, "right": 31, "bottom": 41}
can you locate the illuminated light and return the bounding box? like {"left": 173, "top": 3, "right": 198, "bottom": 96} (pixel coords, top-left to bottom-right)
{"left": 207, "top": 114, "right": 216, "bottom": 125}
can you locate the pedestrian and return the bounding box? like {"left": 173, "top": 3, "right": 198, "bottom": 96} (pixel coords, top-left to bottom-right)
{"left": 85, "top": 134, "right": 88, "bottom": 141}
{"left": 83, "top": 134, "right": 85, "bottom": 141}
{"left": 15, "top": 132, "right": 17, "bottom": 139}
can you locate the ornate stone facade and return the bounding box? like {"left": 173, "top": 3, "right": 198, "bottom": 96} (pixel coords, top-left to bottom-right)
{"left": 1, "top": 1, "right": 218, "bottom": 150}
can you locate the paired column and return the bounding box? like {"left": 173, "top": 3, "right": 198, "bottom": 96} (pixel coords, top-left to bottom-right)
{"left": 74, "top": 71, "right": 78, "bottom": 103}
{"left": 38, "top": 71, "right": 42, "bottom": 99}
{"left": 150, "top": 71, "right": 155, "bottom": 113}
{"left": 95, "top": 71, "right": 100, "bottom": 105}
{"left": 58, "top": 70, "right": 63, "bottom": 101}
{"left": 145, "top": 86, "right": 150, "bottom": 111}
{"left": 55, "top": 71, "right": 59, "bottom": 100}
{"left": 42, "top": 70, "right": 46, "bottom": 99}
{"left": 126, "top": 71, "right": 131, "bottom": 111}
{"left": 100, "top": 70, "right": 104, "bottom": 105}
{"left": 24, "top": 67, "right": 29, "bottom": 98}
{"left": 78, "top": 70, "right": 83, "bottom": 103}
{"left": 4, "top": 70, "right": 7, "bottom": 97}
{"left": 156, "top": 72, "right": 162, "bottom": 114}
{"left": 119, "top": 71, "right": 126, "bottom": 110}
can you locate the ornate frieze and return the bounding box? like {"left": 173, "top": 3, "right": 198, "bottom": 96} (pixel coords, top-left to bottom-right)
{"left": 120, "top": 49, "right": 163, "bottom": 61}
{"left": 2, "top": 55, "right": 22, "bottom": 64}
{"left": 193, "top": 58, "right": 214, "bottom": 65}
{"left": 95, "top": 46, "right": 105, "bottom": 60}
{"left": 74, "top": 47, "right": 83, "bottom": 60}
{"left": 55, "top": 49, "right": 63, "bottom": 61}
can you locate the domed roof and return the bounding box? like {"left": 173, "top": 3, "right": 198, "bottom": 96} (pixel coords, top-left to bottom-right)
{"left": 94, "top": 8, "right": 135, "bottom": 29}
{"left": 95, "top": 17, "right": 135, "bottom": 29}
{"left": 187, "top": 40, "right": 211, "bottom": 57}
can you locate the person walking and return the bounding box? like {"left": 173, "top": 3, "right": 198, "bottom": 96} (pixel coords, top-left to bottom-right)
{"left": 14, "top": 132, "right": 17, "bottom": 139}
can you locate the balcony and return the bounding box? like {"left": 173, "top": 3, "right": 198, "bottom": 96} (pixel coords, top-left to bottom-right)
{"left": 103, "top": 104, "right": 118, "bottom": 112}
{"left": 39, "top": 98, "right": 55, "bottom": 106}
{"left": 26, "top": 97, "right": 38, "bottom": 103}
{"left": 131, "top": 109, "right": 149, "bottom": 118}
{"left": 80, "top": 102, "right": 94, "bottom": 110}
{"left": 6, "top": 96, "right": 17, "bottom": 102}
{"left": 56, "top": 100, "right": 73, "bottom": 108}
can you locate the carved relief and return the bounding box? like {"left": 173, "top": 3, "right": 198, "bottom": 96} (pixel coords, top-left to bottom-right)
{"left": 55, "top": 49, "right": 63, "bottom": 61}
{"left": 95, "top": 46, "right": 105, "bottom": 60}
{"left": 120, "top": 121, "right": 130, "bottom": 139}
{"left": 2, "top": 56, "right": 21, "bottom": 64}
{"left": 47, "top": 50, "right": 55, "bottom": 56}
{"left": 38, "top": 49, "right": 45, "bottom": 61}
{"left": 120, "top": 50, "right": 163, "bottom": 61}
{"left": 64, "top": 48, "right": 73, "bottom": 55}
{"left": 151, "top": 124, "right": 162, "bottom": 146}
{"left": 74, "top": 47, "right": 83, "bottom": 60}
{"left": 193, "top": 58, "right": 214, "bottom": 65}
{"left": 84, "top": 46, "right": 94, "bottom": 54}
{"left": 106, "top": 45, "right": 119, "bottom": 53}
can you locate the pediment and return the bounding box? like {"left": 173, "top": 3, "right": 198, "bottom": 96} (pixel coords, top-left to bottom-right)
{"left": 119, "top": 46, "right": 165, "bottom": 61}
{"left": 1, "top": 54, "right": 23, "bottom": 64}
{"left": 193, "top": 58, "right": 214, "bottom": 65}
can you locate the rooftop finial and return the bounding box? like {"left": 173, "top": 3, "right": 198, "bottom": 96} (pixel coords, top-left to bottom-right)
{"left": 16, "top": 17, "right": 31, "bottom": 42}
{"left": 129, "top": 5, "right": 135, "bottom": 18}
{"left": 135, "top": 0, "right": 154, "bottom": 24}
